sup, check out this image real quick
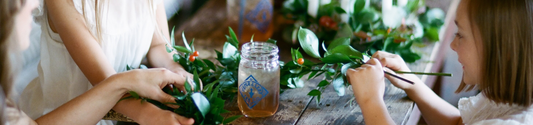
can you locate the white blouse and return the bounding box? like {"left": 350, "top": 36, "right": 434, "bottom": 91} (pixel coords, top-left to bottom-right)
{"left": 459, "top": 93, "right": 533, "bottom": 125}
{"left": 20, "top": 0, "right": 161, "bottom": 124}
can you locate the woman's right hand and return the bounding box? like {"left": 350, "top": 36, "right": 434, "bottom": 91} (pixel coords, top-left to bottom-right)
{"left": 107, "top": 68, "right": 195, "bottom": 125}
{"left": 372, "top": 51, "right": 420, "bottom": 90}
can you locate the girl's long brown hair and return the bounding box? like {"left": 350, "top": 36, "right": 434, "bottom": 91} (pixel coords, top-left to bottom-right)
{"left": 456, "top": 0, "right": 533, "bottom": 106}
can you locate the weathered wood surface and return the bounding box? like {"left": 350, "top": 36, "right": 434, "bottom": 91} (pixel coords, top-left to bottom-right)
{"left": 295, "top": 43, "right": 436, "bottom": 125}
{"left": 173, "top": 0, "right": 443, "bottom": 125}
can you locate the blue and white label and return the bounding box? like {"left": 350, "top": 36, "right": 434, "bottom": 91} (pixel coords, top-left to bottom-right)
{"left": 239, "top": 75, "right": 269, "bottom": 109}
{"left": 245, "top": 0, "right": 273, "bottom": 33}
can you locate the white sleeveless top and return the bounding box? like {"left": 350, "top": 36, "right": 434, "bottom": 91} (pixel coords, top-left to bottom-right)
{"left": 459, "top": 93, "right": 533, "bottom": 125}
{"left": 20, "top": 0, "right": 160, "bottom": 124}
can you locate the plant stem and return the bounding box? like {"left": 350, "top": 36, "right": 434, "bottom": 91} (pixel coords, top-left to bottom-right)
{"left": 394, "top": 71, "right": 452, "bottom": 76}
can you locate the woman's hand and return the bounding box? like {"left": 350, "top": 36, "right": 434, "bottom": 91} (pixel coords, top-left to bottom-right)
{"left": 346, "top": 58, "right": 386, "bottom": 104}
{"left": 109, "top": 68, "right": 186, "bottom": 103}
{"left": 108, "top": 68, "right": 195, "bottom": 125}
{"left": 171, "top": 68, "right": 203, "bottom": 91}
{"left": 372, "top": 51, "right": 419, "bottom": 90}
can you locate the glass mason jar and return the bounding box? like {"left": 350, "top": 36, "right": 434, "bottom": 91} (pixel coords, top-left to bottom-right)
{"left": 237, "top": 42, "right": 280, "bottom": 117}
{"left": 227, "top": 0, "right": 275, "bottom": 43}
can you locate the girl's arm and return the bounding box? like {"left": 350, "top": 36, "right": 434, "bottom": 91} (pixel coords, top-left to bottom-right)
{"left": 45, "top": 0, "right": 189, "bottom": 124}
{"left": 347, "top": 58, "right": 395, "bottom": 125}
{"left": 146, "top": 1, "right": 192, "bottom": 77}
{"left": 372, "top": 51, "right": 463, "bottom": 125}
{"left": 35, "top": 69, "right": 194, "bottom": 125}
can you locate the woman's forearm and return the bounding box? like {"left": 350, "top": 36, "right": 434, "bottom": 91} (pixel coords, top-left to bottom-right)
{"left": 405, "top": 79, "right": 462, "bottom": 125}
{"left": 35, "top": 78, "right": 127, "bottom": 125}
{"left": 111, "top": 96, "right": 167, "bottom": 124}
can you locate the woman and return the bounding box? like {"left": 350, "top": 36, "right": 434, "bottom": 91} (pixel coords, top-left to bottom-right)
{"left": 20, "top": 0, "right": 193, "bottom": 124}
{"left": 0, "top": 0, "right": 194, "bottom": 124}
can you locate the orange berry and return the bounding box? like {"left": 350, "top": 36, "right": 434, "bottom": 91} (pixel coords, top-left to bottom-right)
{"left": 189, "top": 55, "right": 196, "bottom": 62}
{"left": 297, "top": 58, "right": 304, "bottom": 65}
{"left": 387, "top": 28, "right": 392, "bottom": 34}
{"left": 192, "top": 51, "right": 199, "bottom": 57}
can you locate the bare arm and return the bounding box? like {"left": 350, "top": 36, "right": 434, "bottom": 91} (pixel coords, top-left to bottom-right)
{"left": 372, "top": 51, "right": 463, "bottom": 125}
{"left": 347, "top": 58, "right": 395, "bottom": 125}
{"left": 35, "top": 69, "right": 194, "bottom": 125}
{"left": 45, "top": 0, "right": 189, "bottom": 124}
{"left": 146, "top": 1, "right": 189, "bottom": 75}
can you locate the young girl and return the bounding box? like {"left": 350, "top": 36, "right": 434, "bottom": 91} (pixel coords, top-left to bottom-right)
{"left": 0, "top": 0, "right": 193, "bottom": 124}
{"left": 20, "top": 0, "right": 192, "bottom": 124}
{"left": 348, "top": 0, "right": 533, "bottom": 124}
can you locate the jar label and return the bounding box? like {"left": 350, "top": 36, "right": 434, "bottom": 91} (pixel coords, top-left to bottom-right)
{"left": 245, "top": 0, "right": 272, "bottom": 33}
{"left": 239, "top": 75, "right": 269, "bottom": 109}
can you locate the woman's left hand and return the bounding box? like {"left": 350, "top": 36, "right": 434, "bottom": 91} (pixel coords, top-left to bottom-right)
{"left": 346, "top": 58, "right": 386, "bottom": 104}
{"left": 171, "top": 68, "right": 203, "bottom": 91}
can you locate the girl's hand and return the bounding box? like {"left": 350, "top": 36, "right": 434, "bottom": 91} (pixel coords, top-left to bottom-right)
{"left": 372, "top": 51, "right": 419, "bottom": 90}
{"left": 346, "top": 58, "right": 386, "bottom": 104}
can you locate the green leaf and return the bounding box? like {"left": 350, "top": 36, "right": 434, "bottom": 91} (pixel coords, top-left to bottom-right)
{"left": 228, "top": 27, "right": 239, "bottom": 48}
{"left": 174, "top": 46, "right": 193, "bottom": 53}
{"left": 334, "top": 24, "right": 354, "bottom": 39}
{"left": 330, "top": 45, "right": 363, "bottom": 59}
{"left": 223, "top": 115, "right": 242, "bottom": 124}
{"left": 119, "top": 96, "right": 135, "bottom": 102}
{"left": 424, "top": 27, "right": 440, "bottom": 42}
{"left": 308, "top": 70, "right": 319, "bottom": 79}
{"left": 222, "top": 42, "right": 238, "bottom": 58}
{"left": 139, "top": 65, "right": 148, "bottom": 69}
{"left": 203, "top": 59, "right": 216, "bottom": 70}
{"left": 321, "top": 41, "right": 329, "bottom": 56}
{"left": 267, "top": 39, "right": 277, "bottom": 44}
{"left": 184, "top": 78, "right": 192, "bottom": 92}
{"left": 320, "top": 53, "right": 352, "bottom": 63}
{"left": 317, "top": 80, "right": 329, "bottom": 87}
{"left": 297, "top": 27, "right": 321, "bottom": 58}
{"left": 173, "top": 54, "right": 180, "bottom": 62}
{"left": 126, "top": 65, "right": 133, "bottom": 71}
{"left": 128, "top": 91, "right": 140, "bottom": 99}
{"left": 357, "top": 9, "right": 380, "bottom": 24}
{"left": 341, "top": 62, "right": 360, "bottom": 76}
{"left": 181, "top": 32, "right": 192, "bottom": 51}
{"left": 288, "top": 77, "right": 305, "bottom": 88}
{"left": 334, "top": 7, "right": 347, "bottom": 14}
{"left": 170, "top": 26, "right": 176, "bottom": 46}
{"left": 193, "top": 70, "right": 201, "bottom": 92}
{"left": 405, "top": 0, "right": 420, "bottom": 12}
{"left": 307, "top": 89, "right": 321, "bottom": 96}
{"left": 419, "top": 8, "right": 445, "bottom": 28}
{"left": 353, "top": 0, "right": 367, "bottom": 14}
{"left": 166, "top": 44, "right": 173, "bottom": 53}
{"left": 332, "top": 76, "right": 345, "bottom": 96}
{"left": 191, "top": 93, "right": 210, "bottom": 118}
{"left": 209, "top": 84, "right": 221, "bottom": 101}
{"left": 328, "top": 37, "right": 351, "bottom": 51}
{"left": 190, "top": 38, "right": 195, "bottom": 52}
{"left": 203, "top": 83, "right": 215, "bottom": 96}
{"left": 382, "top": 37, "right": 399, "bottom": 51}
{"left": 291, "top": 48, "right": 303, "bottom": 61}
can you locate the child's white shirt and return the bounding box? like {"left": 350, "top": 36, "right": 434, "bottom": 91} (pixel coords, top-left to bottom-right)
{"left": 459, "top": 93, "right": 533, "bottom": 125}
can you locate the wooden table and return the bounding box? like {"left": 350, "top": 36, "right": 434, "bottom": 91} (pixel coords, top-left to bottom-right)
{"left": 104, "top": 0, "right": 457, "bottom": 124}
{"left": 170, "top": 0, "right": 457, "bottom": 125}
